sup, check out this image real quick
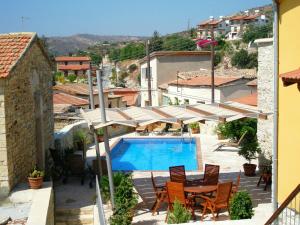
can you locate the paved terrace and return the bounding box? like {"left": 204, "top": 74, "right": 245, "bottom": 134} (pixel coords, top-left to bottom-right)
{"left": 85, "top": 132, "right": 272, "bottom": 224}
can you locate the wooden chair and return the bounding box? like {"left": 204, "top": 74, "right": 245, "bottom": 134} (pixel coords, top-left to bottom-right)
{"left": 166, "top": 181, "right": 196, "bottom": 221}
{"left": 232, "top": 171, "right": 241, "bottom": 195}
{"left": 215, "top": 131, "right": 248, "bottom": 151}
{"left": 192, "top": 164, "right": 220, "bottom": 186}
{"left": 153, "top": 123, "right": 167, "bottom": 133}
{"left": 199, "top": 181, "right": 233, "bottom": 220}
{"left": 151, "top": 172, "right": 167, "bottom": 215}
{"left": 257, "top": 165, "right": 272, "bottom": 191}
{"left": 168, "top": 123, "right": 181, "bottom": 132}
{"left": 169, "top": 165, "right": 186, "bottom": 183}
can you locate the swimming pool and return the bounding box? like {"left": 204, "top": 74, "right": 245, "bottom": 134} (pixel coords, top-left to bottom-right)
{"left": 111, "top": 138, "right": 198, "bottom": 171}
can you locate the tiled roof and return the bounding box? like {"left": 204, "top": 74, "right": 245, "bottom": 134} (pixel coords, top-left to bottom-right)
{"left": 231, "top": 92, "right": 257, "bottom": 106}
{"left": 199, "top": 19, "right": 221, "bottom": 27}
{"left": 246, "top": 79, "right": 257, "bottom": 86}
{"left": 53, "top": 84, "right": 109, "bottom": 96}
{"left": 280, "top": 68, "right": 300, "bottom": 85}
{"left": 55, "top": 56, "right": 91, "bottom": 62}
{"left": 168, "top": 76, "right": 242, "bottom": 87}
{"left": 58, "top": 64, "right": 90, "bottom": 71}
{"left": 108, "top": 88, "right": 139, "bottom": 106}
{"left": 230, "top": 14, "right": 261, "bottom": 21}
{"left": 0, "top": 32, "right": 35, "bottom": 78}
{"left": 53, "top": 92, "right": 89, "bottom": 106}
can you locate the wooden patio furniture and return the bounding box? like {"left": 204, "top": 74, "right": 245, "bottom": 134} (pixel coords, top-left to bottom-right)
{"left": 151, "top": 172, "right": 167, "bottom": 215}
{"left": 199, "top": 181, "right": 233, "bottom": 221}
{"left": 166, "top": 181, "right": 196, "bottom": 221}
{"left": 169, "top": 165, "right": 194, "bottom": 186}
{"left": 257, "top": 165, "right": 272, "bottom": 191}
{"left": 136, "top": 125, "right": 147, "bottom": 133}
{"left": 191, "top": 164, "right": 220, "bottom": 186}
{"left": 215, "top": 131, "right": 248, "bottom": 151}
{"left": 153, "top": 123, "right": 167, "bottom": 133}
{"left": 168, "top": 123, "right": 181, "bottom": 132}
{"left": 232, "top": 171, "right": 241, "bottom": 195}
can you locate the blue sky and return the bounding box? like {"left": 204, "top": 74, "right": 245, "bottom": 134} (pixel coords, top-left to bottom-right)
{"left": 1, "top": 0, "right": 272, "bottom": 37}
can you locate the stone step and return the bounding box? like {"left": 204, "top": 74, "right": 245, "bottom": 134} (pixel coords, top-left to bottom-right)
{"left": 56, "top": 214, "right": 93, "bottom": 225}
{"left": 56, "top": 206, "right": 94, "bottom": 216}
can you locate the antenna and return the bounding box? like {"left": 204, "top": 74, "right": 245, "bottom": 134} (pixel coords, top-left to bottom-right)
{"left": 21, "top": 16, "right": 30, "bottom": 30}
{"left": 187, "top": 18, "right": 190, "bottom": 30}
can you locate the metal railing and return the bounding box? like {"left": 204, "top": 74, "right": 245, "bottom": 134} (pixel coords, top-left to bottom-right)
{"left": 96, "top": 175, "right": 107, "bottom": 225}
{"left": 265, "top": 184, "right": 300, "bottom": 225}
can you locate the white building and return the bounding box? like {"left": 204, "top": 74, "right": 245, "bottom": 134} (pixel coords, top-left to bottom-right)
{"left": 162, "top": 76, "right": 254, "bottom": 105}
{"left": 227, "top": 13, "right": 269, "bottom": 40}
{"left": 139, "top": 51, "right": 211, "bottom": 107}
{"left": 197, "top": 16, "right": 230, "bottom": 40}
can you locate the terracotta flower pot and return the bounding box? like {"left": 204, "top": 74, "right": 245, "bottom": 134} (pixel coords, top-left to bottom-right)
{"left": 97, "top": 136, "right": 104, "bottom": 142}
{"left": 28, "top": 177, "right": 43, "bottom": 189}
{"left": 243, "top": 163, "right": 257, "bottom": 176}
{"left": 191, "top": 128, "right": 200, "bottom": 134}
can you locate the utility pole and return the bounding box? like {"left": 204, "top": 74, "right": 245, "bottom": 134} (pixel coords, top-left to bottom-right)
{"left": 96, "top": 69, "right": 115, "bottom": 208}
{"left": 210, "top": 26, "right": 215, "bottom": 104}
{"left": 146, "top": 40, "right": 152, "bottom": 106}
{"left": 87, "top": 69, "right": 103, "bottom": 177}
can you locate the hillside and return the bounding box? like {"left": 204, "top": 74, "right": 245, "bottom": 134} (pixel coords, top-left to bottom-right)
{"left": 46, "top": 34, "right": 148, "bottom": 55}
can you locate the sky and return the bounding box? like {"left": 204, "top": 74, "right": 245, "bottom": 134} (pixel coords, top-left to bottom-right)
{"left": 0, "top": 0, "right": 272, "bottom": 37}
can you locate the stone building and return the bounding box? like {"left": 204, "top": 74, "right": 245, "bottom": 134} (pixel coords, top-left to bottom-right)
{"left": 254, "top": 38, "right": 274, "bottom": 164}
{"left": 0, "top": 32, "right": 54, "bottom": 197}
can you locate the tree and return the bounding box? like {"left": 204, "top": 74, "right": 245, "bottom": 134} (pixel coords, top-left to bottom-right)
{"left": 231, "top": 49, "right": 258, "bottom": 69}
{"left": 149, "top": 31, "right": 163, "bottom": 53}
{"left": 242, "top": 23, "right": 273, "bottom": 44}
{"left": 162, "top": 35, "right": 196, "bottom": 51}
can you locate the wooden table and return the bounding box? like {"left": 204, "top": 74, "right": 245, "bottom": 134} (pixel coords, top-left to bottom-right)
{"left": 184, "top": 185, "right": 217, "bottom": 194}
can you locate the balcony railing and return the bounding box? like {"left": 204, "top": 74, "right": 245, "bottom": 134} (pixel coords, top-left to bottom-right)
{"left": 265, "top": 184, "right": 300, "bottom": 225}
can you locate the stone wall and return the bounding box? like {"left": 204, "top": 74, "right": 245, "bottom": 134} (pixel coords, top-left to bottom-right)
{"left": 0, "top": 41, "right": 54, "bottom": 197}
{"left": 255, "top": 38, "right": 274, "bottom": 164}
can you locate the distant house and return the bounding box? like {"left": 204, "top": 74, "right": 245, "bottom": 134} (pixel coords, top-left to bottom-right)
{"left": 55, "top": 56, "right": 91, "bottom": 76}
{"left": 0, "top": 32, "right": 54, "bottom": 196}
{"left": 197, "top": 17, "right": 230, "bottom": 40}
{"left": 108, "top": 88, "right": 140, "bottom": 106}
{"left": 53, "top": 92, "right": 89, "bottom": 110}
{"left": 162, "top": 75, "right": 253, "bottom": 105}
{"left": 53, "top": 83, "right": 126, "bottom": 108}
{"left": 139, "top": 51, "right": 211, "bottom": 107}
{"left": 227, "top": 13, "right": 269, "bottom": 40}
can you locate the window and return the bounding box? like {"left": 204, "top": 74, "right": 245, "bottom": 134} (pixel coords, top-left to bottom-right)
{"left": 142, "top": 67, "right": 152, "bottom": 79}
{"left": 64, "top": 61, "right": 68, "bottom": 65}
{"left": 79, "top": 61, "right": 83, "bottom": 65}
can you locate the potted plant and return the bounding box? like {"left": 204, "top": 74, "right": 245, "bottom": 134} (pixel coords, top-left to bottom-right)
{"left": 167, "top": 199, "right": 192, "bottom": 224}
{"left": 96, "top": 128, "right": 104, "bottom": 142}
{"left": 73, "top": 130, "right": 87, "bottom": 151}
{"left": 189, "top": 122, "right": 200, "bottom": 134}
{"left": 239, "top": 140, "right": 261, "bottom": 176}
{"left": 28, "top": 167, "right": 45, "bottom": 189}
{"left": 230, "top": 191, "right": 254, "bottom": 220}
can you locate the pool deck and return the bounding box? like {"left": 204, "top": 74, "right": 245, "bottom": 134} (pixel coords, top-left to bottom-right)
{"left": 86, "top": 132, "right": 272, "bottom": 224}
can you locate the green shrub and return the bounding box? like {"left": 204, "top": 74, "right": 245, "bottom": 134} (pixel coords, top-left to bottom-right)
{"left": 128, "top": 64, "right": 137, "bottom": 73}
{"left": 29, "top": 167, "right": 45, "bottom": 178}
{"left": 100, "top": 172, "right": 125, "bottom": 202}
{"left": 214, "top": 51, "right": 222, "bottom": 66}
{"left": 238, "top": 140, "right": 261, "bottom": 164}
{"left": 67, "top": 74, "right": 77, "bottom": 82}
{"left": 109, "top": 173, "right": 138, "bottom": 225}
{"left": 189, "top": 122, "right": 199, "bottom": 130}
{"left": 231, "top": 49, "right": 258, "bottom": 69}
{"left": 167, "top": 199, "right": 191, "bottom": 224}
{"left": 230, "top": 191, "right": 254, "bottom": 220}
{"left": 96, "top": 128, "right": 104, "bottom": 136}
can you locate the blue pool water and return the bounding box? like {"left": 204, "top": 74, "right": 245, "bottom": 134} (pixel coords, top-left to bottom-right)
{"left": 111, "top": 138, "right": 198, "bottom": 171}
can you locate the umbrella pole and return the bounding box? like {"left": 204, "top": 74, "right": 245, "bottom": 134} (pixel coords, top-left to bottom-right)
{"left": 96, "top": 69, "right": 115, "bottom": 209}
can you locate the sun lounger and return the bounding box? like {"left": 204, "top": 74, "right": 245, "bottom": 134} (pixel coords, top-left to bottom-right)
{"left": 136, "top": 125, "right": 147, "bottom": 133}
{"left": 168, "top": 123, "right": 182, "bottom": 132}
{"left": 153, "top": 123, "right": 166, "bottom": 133}
{"left": 214, "top": 131, "right": 247, "bottom": 151}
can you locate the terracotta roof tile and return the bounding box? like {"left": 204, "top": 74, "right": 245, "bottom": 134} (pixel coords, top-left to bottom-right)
{"left": 231, "top": 93, "right": 257, "bottom": 106}
{"left": 53, "top": 92, "right": 89, "bottom": 106}
{"left": 168, "top": 76, "right": 242, "bottom": 87}
{"left": 280, "top": 68, "right": 300, "bottom": 85}
{"left": 53, "top": 83, "right": 108, "bottom": 96}
{"left": 199, "top": 19, "right": 221, "bottom": 27}
{"left": 55, "top": 56, "right": 91, "bottom": 62}
{"left": 58, "top": 64, "right": 90, "bottom": 71}
{"left": 0, "top": 33, "right": 34, "bottom": 78}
